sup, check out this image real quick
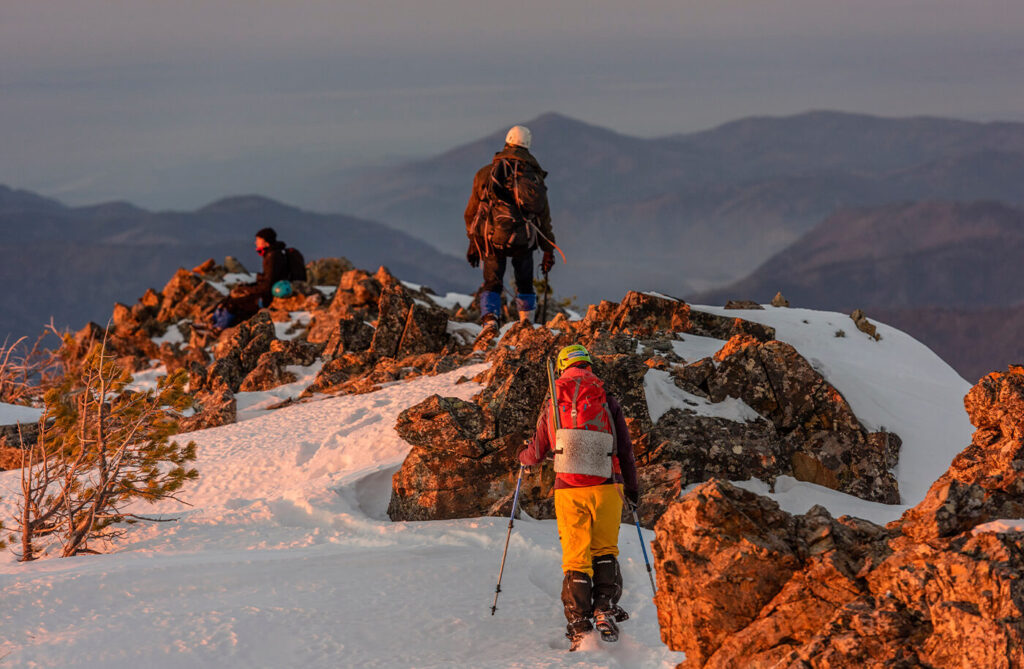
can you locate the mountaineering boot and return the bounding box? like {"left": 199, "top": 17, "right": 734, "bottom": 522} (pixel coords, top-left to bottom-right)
{"left": 594, "top": 608, "right": 619, "bottom": 642}
{"left": 562, "top": 570, "right": 593, "bottom": 650}
{"left": 592, "top": 555, "right": 624, "bottom": 615}
{"left": 566, "top": 617, "right": 593, "bottom": 652}
{"left": 518, "top": 310, "right": 535, "bottom": 325}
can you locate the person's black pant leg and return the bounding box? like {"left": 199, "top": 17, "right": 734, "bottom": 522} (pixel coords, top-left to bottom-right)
{"left": 481, "top": 253, "right": 508, "bottom": 294}
{"left": 511, "top": 250, "right": 535, "bottom": 296}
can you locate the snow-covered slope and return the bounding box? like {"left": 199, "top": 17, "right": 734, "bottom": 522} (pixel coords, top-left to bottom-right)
{"left": 0, "top": 364, "right": 681, "bottom": 667}
{"left": 0, "top": 402, "right": 42, "bottom": 425}
{"left": 0, "top": 304, "right": 975, "bottom": 667}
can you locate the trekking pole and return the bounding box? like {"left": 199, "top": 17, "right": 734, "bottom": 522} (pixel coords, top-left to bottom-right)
{"left": 537, "top": 270, "right": 550, "bottom": 324}
{"left": 614, "top": 486, "right": 657, "bottom": 597}
{"left": 630, "top": 501, "right": 657, "bottom": 596}
{"left": 491, "top": 464, "right": 525, "bottom": 615}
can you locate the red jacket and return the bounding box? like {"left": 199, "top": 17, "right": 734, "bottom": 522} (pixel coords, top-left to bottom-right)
{"left": 518, "top": 366, "right": 639, "bottom": 495}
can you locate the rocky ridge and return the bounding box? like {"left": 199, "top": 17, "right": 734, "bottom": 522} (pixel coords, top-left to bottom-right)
{"left": 652, "top": 366, "right": 1024, "bottom": 668}
{"left": 387, "top": 290, "right": 902, "bottom": 526}
{"left": 3, "top": 259, "right": 905, "bottom": 523}
{"left": 3, "top": 255, "right": 1007, "bottom": 665}
{"left": 0, "top": 257, "right": 489, "bottom": 453}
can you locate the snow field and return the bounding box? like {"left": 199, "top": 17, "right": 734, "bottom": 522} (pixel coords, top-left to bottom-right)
{"left": 0, "top": 304, "right": 979, "bottom": 667}
{"left": 0, "top": 402, "right": 42, "bottom": 425}
{"left": 0, "top": 363, "right": 681, "bottom": 667}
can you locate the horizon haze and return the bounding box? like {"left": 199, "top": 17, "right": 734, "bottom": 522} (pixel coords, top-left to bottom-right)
{"left": 4, "top": 0, "right": 1024, "bottom": 211}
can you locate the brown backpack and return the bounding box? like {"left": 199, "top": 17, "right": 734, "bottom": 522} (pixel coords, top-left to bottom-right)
{"left": 470, "top": 157, "right": 548, "bottom": 252}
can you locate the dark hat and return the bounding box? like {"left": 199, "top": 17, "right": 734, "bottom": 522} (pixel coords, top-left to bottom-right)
{"left": 255, "top": 227, "right": 277, "bottom": 244}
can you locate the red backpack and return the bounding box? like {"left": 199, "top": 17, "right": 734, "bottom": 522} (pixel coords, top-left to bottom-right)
{"left": 550, "top": 368, "right": 620, "bottom": 487}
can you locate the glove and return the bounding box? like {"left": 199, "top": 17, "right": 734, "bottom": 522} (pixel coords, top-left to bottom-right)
{"left": 626, "top": 488, "right": 639, "bottom": 508}
{"left": 467, "top": 241, "right": 480, "bottom": 268}
{"left": 541, "top": 251, "right": 555, "bottom": 274}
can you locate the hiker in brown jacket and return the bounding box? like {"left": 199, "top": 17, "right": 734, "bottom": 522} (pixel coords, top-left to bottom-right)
{"left": 464, "top": 125, "right": 557, "bottom": 328}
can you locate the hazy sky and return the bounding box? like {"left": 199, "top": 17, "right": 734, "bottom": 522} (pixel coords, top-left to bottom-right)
{"left": 3, "top": 0, "right": 1023, "bottom": 210}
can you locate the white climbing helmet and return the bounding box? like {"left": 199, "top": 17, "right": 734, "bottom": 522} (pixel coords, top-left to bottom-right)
{"left": 505, "top": 125, "right": 532, "bottom": 149}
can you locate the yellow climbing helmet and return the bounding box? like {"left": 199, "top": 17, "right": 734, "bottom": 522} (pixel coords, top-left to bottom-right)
{"left": 556, "top": 344, "right": 593, "bottom": 372}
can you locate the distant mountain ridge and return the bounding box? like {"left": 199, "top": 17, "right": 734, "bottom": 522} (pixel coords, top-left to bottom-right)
{"left": 0, "top": 186, "right": 476, "bottom": 343}
{"left": 691, "top": 201, "right": 1024, "bottom": 310}
{"left": 688, "top": 200, "right": 1024, "bottom": 381}
{"left": 328, "top": 111, "right": 1024, "bottom": 303}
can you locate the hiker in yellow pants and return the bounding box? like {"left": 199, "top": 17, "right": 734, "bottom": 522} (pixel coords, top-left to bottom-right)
{"left": 519, "top": 344, "right": 639, "bottom": 649}
{"left": 555, "top": 483, "right": 623, "bottom": 574}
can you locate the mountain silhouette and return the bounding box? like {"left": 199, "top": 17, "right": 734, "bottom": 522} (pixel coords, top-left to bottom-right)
{"left": 0, "top": 187, "right": 476, "bottom": 343}
{"left": 689, "top": 200, "right": 1024, "bottom": 380}
{"left": 328, "top": 111, "right": 1024, "bottom": 303}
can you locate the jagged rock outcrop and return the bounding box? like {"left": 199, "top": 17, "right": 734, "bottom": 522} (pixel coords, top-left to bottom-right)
{"left": 724, "top": 300, "right": 763, "bottom": 310}
{"left": 851, "top": 308, "right": 882, "bottom": 341}
{"left": 181, "top": 386, "right": 236, "bottom": 432}
{"left": 653, "top": 366, "right": 1024, "bottom": 668}
{"left": 772, "top": 291, "right": 790, "bottom": 307}
{"left": 899, "top": 365, "right": 1024, "bottom": 543}
{"left": 306, "top": 268, "right": 382, "bottom": 343}
{"left": 321, "top": 320, "right": 374, "bottom": 360}
{"left": 639, "top": 412, "right": 782, "bottom": 526}
{"left": 156, "top": 268, "right": 222, "bottom": 324}
{"left": 34, "top": 258, "right": 479, "bottom": 437}
{"left": 305, "top": 257, "right": 353, "bottom": 286}
{"left": 386, "top": 395, "right": 536, "bottom": 521}
{"left": 701, "top": 334, "right": 899, "bottom": 504}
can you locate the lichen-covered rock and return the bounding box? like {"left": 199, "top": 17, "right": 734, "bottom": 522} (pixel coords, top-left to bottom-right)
{"left": 239, "top": 352, "right": 298, "bottom": 392}
{"left": 321, "top": 318, "right": 374, "bottom": 360}
{"left": 688, "top": 309, "right": 776, "bottom": 342}
{"left": 223, "top": 255, "right": 248, "bottom": 274}
{"left": 724, "top": 300, "right": 763, "bottom": 310}
{"left": 473, "top": 327, "right": 559, "bottom": 438}
{"left": 370, "top": 281, "right": 414, "bottom": 359}
{"left": 591, "top": 353, "right": 653, "bottom": 435}
{"left": 181, "top": 386, "right": 237, "bottom": 431}
{"left": 0, "top": 421, "right": 40, "bottom": 453}
{"left": 302, "top": 351, "right": 377, "bottom": 396}
{"left": 306, "top": 257, "right": 353, "bottom": 286}
{"left": 700, "top": 335, "right": 899, "bottom": 503}
{"left": 653, "top": 367, "right": 1024, "bottom": 668}
{"left": 851, "top": 308, "right": 882, "bottom": 341}
{"left": 707, "top": 335, "right": 779, "bottom": 418}
{"left": 608, "top": 291, "right": 691, "bottom": 336}
{"left": 642, "top": 410, "right": 782, "bottom": 522}
{"left": 156, "top": 269, "right": 222, "bottom": 323}
{"left": 653, "top": 481, "right": 807, "bottom": 668}
{"left": 111, "top": 302, "right": 139, "bottom": 332}
{"left": 306, "top": 269, "right": 381, "bottom": 343}
{"left": 671, "top": 357, "right": 715, "bottom": 395}
{"left": 898, "top": 367, "right": 1024, "bottom": 543}
{"left": 786, "top": 428, "right": 899, "bottom": 504}
{"left": 268, "top": 339, "right": 322, "bottom": 368}
{"left": 387, "top": 396, "right": 539, "bottom": 521}
{"left": 395, "top": 303, "right": 450, "bottom": 358}
{"left": 194, "top": 312, "right": 278, "bottom": 393}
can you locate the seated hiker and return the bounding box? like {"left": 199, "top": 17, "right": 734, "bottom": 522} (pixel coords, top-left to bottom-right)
{"left": 209, "top": 227, "right": 304, "bottom": 331}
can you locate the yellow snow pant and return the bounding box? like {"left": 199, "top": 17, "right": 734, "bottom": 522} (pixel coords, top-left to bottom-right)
{"left": 554, "top": 483, "right": 623, "bottom": 576}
